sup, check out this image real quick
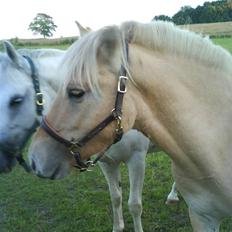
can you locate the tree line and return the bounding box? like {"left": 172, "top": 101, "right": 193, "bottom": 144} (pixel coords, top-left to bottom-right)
{"left": 28, "top": 1, "right": 231, "bottom": 38}
{"left": 153, "top": 0, "right": 232, "bottom": 25}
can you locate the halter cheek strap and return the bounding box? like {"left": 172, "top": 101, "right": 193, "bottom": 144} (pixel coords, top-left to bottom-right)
{"left": 23, "top": 55, "right": 44, "bottom": 116}
{"left": 40, "top": 41, "right": 129, "bottom": 172}
{"left": 41, "top": 73, "right": 128, "bottom": 172}
{"left": 16, "top": 56, "right": 45, "bottom": 172}
{"left": 0, "top": 56, "right": 45, "bottom": 173}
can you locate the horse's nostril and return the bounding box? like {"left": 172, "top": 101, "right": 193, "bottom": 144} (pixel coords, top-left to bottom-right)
{"left": 50, "top": 165, "right": 61, "bottom": 180}
{"left": 31, "top": 159, "right": 36, "bottom": 171}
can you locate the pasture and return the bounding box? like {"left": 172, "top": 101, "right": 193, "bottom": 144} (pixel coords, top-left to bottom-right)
{"left": 179, "top": 21, "right": 232, "bottom": 38}
{"left": 0, "top": 37, "right": 232, "bottom": 231}
{"left": 213, "top": 37, "right": 232, "bottom": 53}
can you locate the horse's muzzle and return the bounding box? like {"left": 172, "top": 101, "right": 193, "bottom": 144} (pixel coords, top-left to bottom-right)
{"left": 0, "top": 151, "right": 17, "bottom": 173}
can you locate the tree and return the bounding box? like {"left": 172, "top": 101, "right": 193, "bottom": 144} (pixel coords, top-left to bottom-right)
{"left": 172, "top": 6, "right": 194, "bottom": 25}
{"left": 172, "top": 1, "right": 232, "bottom": 25}
{"left": 28, "top": 13, "right": 57, "bottom": 38}
{"left": 152, "top": 15, "right": 172, "bottom": 22}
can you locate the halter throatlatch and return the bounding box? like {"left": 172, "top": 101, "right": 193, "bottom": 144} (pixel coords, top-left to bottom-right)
{"left": 0, "top": 56, "right": 44, "bottom": 173}
{"left": 41, "top": 42, "right": 129, "bottom": 172}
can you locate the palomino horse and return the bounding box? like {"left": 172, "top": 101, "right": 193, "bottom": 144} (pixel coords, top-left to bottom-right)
{"left": 29, "top": 20, "right": 232, "bottom": 231}
{"left": 74, "top": 20, "right": 179, "bottom": 230}
{"left": 0, "top": 41, "right": 177, "bottom": 232}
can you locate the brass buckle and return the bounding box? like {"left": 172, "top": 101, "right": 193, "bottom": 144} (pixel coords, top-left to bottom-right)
{"left": 115, "top": 115, "right": 123, "bottom": 133}
{"left": 117, "top": 76, "right": 128, "bottom": 93}
{"left": 69, "top": 143, "right": 80, "bottom": 155}
{"left": 36, "top": 93, "right": 45, "bottom": 106}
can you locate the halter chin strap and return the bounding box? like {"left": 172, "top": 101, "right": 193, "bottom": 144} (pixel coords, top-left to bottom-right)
{"left": 41, "top": 72, "right": 128, "bottom": 172}
{"left": 0, "top": 56, "right": 44, "bottom": 173}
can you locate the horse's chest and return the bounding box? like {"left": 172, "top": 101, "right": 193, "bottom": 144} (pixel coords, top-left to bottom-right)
{"left": 174, "top": 171, "right": 232, "bottom": 217}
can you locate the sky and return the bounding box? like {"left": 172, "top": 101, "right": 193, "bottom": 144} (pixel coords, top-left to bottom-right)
{"left": 0, "top": 0, "right": 215, "bottom": 39}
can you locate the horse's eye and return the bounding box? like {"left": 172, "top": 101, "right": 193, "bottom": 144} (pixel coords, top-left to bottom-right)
{"left": 9, "top": 96, "right": 24, "bottom": 107}
{"left": 68, "top": 89, "right": 85, "bottom": 99}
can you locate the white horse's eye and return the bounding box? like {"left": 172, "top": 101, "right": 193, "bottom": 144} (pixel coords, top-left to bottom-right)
{"left": 68, "top": 89, "right": 85, "bottom": 99}
{"left": 9, "top": 96, "right": 24, "bottom": 107}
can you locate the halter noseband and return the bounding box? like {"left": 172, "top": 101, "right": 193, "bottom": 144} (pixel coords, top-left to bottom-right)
{"left": 0, "top": 56, "right": 44, "bottom": 173}
{"left": 41, "top": 43, "right": 129, "bottom": 172}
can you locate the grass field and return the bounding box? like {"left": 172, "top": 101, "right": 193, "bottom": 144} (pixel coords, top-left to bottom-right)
{"left": 213, "top": 37, "right": 232, "bottom": 53}
{"left": 1, "top": 36, "right": 232, "bottom": 232}
{"left": 1, "top": 153, "right": 232, "bottom": 232}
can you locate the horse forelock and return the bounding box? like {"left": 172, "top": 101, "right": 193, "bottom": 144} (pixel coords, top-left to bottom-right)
{"left": 61, "top": 26, "right": 129, "bottom": 96}
{"left": 120, "top": 20, "right": 232, "bottom": 73}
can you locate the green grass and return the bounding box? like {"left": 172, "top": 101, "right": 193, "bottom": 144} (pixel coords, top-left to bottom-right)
{"left": 0, "top": 41, "right": 72, "bottom": 51}
{"left": 1, "top": 153, "right": 231, "bottom": 232}
{"left": 212, "top": 37, "right": 232, "bottom": 53}
{"left": 1, "top": 37, "right": 232, "bottom": 231}
{"left": 0, "top": 153, "right": 177, "bottom": 232}
{"left": 15, "top": 44, "right": 70, "bottom": 50}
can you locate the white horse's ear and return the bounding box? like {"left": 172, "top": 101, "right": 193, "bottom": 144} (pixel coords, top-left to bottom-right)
{"left": 75, "top": 21, "right": 91, "bottom": 37}
{"left": 3, "top": 41, "right": 26, "bottom": 68}
{"left": 97, "top": 26, "right": 122, "bottom": 71}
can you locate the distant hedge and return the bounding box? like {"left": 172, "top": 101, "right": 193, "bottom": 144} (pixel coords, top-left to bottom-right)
{"left": 8, "top": 36, "right": 78, "bottom": 48}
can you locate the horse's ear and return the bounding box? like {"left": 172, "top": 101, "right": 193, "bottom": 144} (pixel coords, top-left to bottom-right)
{"left": 3, "top": 41, "right": 26, "bottom": 68}
{"left": 75, "top": 21, "right": 91, "bottom": 37}
{"left": 97, "top": 26, "right": 122, "bottom": 71}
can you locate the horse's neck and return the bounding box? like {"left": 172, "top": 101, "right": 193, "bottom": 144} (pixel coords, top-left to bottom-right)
{"left": 35, "top": 53, "right": 65, "bottom": 112}
{"left": 129, "top": 44, "right": 232, "bottom": 177}
{"left": 38, "top": 54, "right": 65, "bottom": 91}
{"left": 129, "top": 47, "right": 185, "bottom": 159}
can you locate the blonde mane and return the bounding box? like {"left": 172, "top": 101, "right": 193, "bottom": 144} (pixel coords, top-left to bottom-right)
{"left": 61, "top": 20, "right": 232, "bottom": 93}
{"left": 121, "top": 20, "right": 232, "bottom": 72}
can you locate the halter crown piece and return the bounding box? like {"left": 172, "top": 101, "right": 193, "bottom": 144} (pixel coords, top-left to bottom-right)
{"left": 41, "top": 41, "right": 129, "bottom": 172}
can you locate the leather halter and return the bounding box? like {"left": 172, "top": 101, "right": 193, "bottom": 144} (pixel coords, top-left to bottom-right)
{"left": 40, "top": 44, "right": 129, "bottom": 172}
{"left": 0, "top": 56, "right": 44, "bottom": 172}
{"left": 23, "top": 55, "right": 44, "bottom": 115}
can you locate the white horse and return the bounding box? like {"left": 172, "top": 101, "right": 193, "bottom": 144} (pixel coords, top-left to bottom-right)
{"left": 0, "top": 41, "right": 178, "bottom": 232}
{"left": 28, "top": 20, "right": 232, "bottom": 231}
{"left": 0, "top": 43, "right": 65, "bottom": 172}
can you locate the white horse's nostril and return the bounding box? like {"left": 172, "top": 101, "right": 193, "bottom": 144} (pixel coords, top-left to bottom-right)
{"left": 31, "top": 159, "right": 37, "bottom": 172}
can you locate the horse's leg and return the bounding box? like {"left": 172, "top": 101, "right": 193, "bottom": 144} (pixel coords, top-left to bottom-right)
{"left": 98, "top": 161, "right": 124, "bottom": 232}
{"left": 126, "top": 151, "right": 145, "bottom": 232}
{"left": 165, "top": 182, "right": 180, "bottom": 205}
{"left": 189, "top": 208, "right": 220, "bottom": 232}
